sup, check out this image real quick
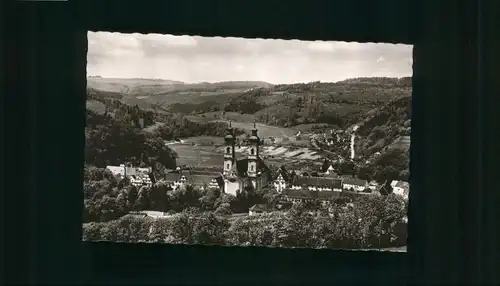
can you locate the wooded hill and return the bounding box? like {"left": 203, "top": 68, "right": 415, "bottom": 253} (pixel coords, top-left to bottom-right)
{"left": 87, "top": 76, "right": 412, "bottom": 156}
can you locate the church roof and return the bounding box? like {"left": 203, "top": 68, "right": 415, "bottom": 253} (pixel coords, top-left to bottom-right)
{"left": 234, "top": 156, "right": 270, "bottom": 178}
{"left": 343, "top": 178, "right": 368, "bottom": 186}
{"left": 283, "top": 189, "right": 345, "bottom": 201}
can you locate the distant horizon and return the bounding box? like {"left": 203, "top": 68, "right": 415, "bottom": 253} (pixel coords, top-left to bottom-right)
{"left": 88, "top": 32, "right": 413, "bottom": 84}
{"left": 86, "top": 75, "right": 412, "bottom": 86}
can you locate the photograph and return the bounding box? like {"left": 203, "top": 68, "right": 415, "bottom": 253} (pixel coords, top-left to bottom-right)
{"left": 83, "top": 31, "right": 412, "bottom": 252}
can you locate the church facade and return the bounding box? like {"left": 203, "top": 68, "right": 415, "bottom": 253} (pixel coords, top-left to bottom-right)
{"left": 223, "top": 122, "right": 271, "bottom": 196}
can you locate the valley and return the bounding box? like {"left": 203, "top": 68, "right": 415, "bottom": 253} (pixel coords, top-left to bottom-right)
{"left": 86, "top": 76, "right": 411, "bottom": 180}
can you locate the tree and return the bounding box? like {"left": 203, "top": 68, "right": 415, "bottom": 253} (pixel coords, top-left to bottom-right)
{"left": 191, "top": 212, "right": 230, "bottom": 245}
{"left": 373, "top": 165, "right": 399, "bottom": 183}
{"left": 357, "top": 165, "right": 374, "bottom": 181}
{"left": 82, "top": 222, "right": 102, "bottom": 241}
{"left": 115, "top": 192, "right": 129, "bottom": 215}
{"left": 398, "top": 169, "right": 410, "bottom": 181}
{"left": 199, "top": 188, "right": 222, "bottom": 211}
{"left": 134, "top": 186, "right": 150, "bottom": 210}
{"left": 215, "top": 203, "right": 232, "bottom": 215}
{"left": 321, "top": 158, "right": 330, "bottom": 173}
{"left": 126, "top": 185, "right": 138, "bottom": 207}
{"left": 168, "top": 213, "right": 193, "bottom": 244}
{"left": 149, "top": 183, "right": 170, "bottom": 212}
{"left": 214, "top": 193, "right": 236, "bottom": 210}
{"left": 338, "top": 161, "right": 356, "bottom": 176}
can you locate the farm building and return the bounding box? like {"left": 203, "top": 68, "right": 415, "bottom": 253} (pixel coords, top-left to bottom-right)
{"left": 162, "top": 169, "right": 224, "bottom": 191}
{"left": 106, "top": 164, "right": 153, "bottom": 187}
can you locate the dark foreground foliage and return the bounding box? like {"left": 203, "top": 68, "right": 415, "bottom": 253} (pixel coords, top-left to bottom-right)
{"left": 83, "top": 193, "right": 407, "bottom": 250}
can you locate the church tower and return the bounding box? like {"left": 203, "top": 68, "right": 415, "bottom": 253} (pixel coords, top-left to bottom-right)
{"left": 223, "top": 121, "right": 236, "bottom": 176}
{"left": 247, "top": 121, "right": 260, "bottom": 188}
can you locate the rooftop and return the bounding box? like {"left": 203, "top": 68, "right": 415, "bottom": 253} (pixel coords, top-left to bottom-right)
{"left": 291, "top": 176, "right": 342, "bottom": 188}
{"left": 342, "top": 178, "right": 368, "bottom": 186}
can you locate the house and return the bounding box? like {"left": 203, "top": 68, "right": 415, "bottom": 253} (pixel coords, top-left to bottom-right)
{"left": 376, "top": 181, "right": 392, "bottom": 196}
{"left": 324, "top": 166, "right": 339, "bottom": 177}
{"left": 106, "top": 164, "right": 153, "bottom": 187}
{"left": 289, "top": 176, "right": 343, "bottom": 192}
{"left": 249, "top": 204, "right": 273, "bottom": 216}
{"left": 163, "top": 170, "right": 224, "bottom": 191}
{"left": 368, "top": 180, "right": 379, "bottom": 190}
{"left": 222, "top": 122, "right": 272, "bottom": 195}
{"left": 273, "top": 166, "right": 294, "bottom": 193}
{"left": 280, "top": 189, "right": 316, "bottom": 204}
{"left": 391, "top": 180, "right": 410, "bottom": 199}
{"left": 342, "top": 178, "right": 369, "bottom": 192}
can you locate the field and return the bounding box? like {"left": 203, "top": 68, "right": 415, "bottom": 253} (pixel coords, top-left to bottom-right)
{"left": 168, "top": 137, "right": 326, "bottom": 169}
{"left": 183, "top": 136, "right": 225, "bottom": 146}
{"left": 212, "top": 120, "right": 297, "bottom": 139}
{"left": 168, "top": 144, "right": 223, "bottom": 167}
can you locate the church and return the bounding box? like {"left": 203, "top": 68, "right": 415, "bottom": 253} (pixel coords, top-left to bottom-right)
{"left": 223, "top": 122, "right": 271, "bottom": 196}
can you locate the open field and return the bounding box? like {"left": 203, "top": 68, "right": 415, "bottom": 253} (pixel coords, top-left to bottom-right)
{"left": 168, "top": 137, "right": 326, "bottom": 168}
{"left": 183, "top": 136, "right": 225, "bottom": 146}
{"left": 168, "top": 144, "right": 223, "bottom": 167}
{"left": 212, "top": 120, "right": 297, "bottom": 139}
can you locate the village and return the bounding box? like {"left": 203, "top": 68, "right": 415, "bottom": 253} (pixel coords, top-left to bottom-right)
{"left": 105, "top": 120, "right": 410, "bottom": 219}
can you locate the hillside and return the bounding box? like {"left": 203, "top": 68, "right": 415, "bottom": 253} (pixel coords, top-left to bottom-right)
{"left": 86, "top": 76, "right": 412, "bottom": 156}
{"left": 353, "top": 95, "right": 412, "bottom": 158}
{"left": 87, "top": 76, "right": 272, "bottom": 96}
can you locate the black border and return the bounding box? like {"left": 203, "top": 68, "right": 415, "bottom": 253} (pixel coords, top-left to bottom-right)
{"left": 7, "top": 0, "right": 493, "bottom": 284}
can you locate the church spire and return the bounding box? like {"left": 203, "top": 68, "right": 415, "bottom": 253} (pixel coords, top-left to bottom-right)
{"left": 223, "top": 120, "right": 236, "bottom": 176}
{"left": 247, "top": 121, "right": 259, "bottom": 180}
{"left": 250, "top": 120, "right": 259, "bottom": 143}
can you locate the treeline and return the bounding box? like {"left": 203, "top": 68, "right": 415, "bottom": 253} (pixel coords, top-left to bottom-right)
{"left": 168, "top": 100, "right": 223, "bottom": 114}
{"left": 85, "top": 110, "right": 177, "bottom": 169}
{"left": 223, "top": 88, "right": 268, "bottom": 114}
{"left": 83, "top": 194, "right": 407, "bottom": 249}
{"left": 356, "top": 148, "right": 410, "bottom": 183}
{"left": 355, "top": 96, "right": 412, "bottom": 157}
{"left": 151, "top": 116, "right": 245, "bottom": 140}
{"left": 87, "top": 88, "right": 170, "bottom": 129}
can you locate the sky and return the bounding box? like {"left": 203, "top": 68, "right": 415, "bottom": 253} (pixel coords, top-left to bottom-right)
{"left": 87, "top": 31, "right": 413, "bottom": 85}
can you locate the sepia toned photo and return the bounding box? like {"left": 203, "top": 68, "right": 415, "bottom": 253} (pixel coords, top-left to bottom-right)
{"left": 84, "top": 31, "right": 412, "bottom": 252}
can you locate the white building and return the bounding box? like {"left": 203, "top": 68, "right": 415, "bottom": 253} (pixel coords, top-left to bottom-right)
{"left": 391, "top": 180, "right": 410, "bottom": 199}
{"left": 273, "top": 166, "right": 293, "bottom": 193}
{"left": 342, "top": 178, "right": 369, "bottom": 192}
{"left": 289, "top": 176, "right": 343, "bottom": 192}
{"left": 163, "top": 170, "right": 224, "bottom": 191}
